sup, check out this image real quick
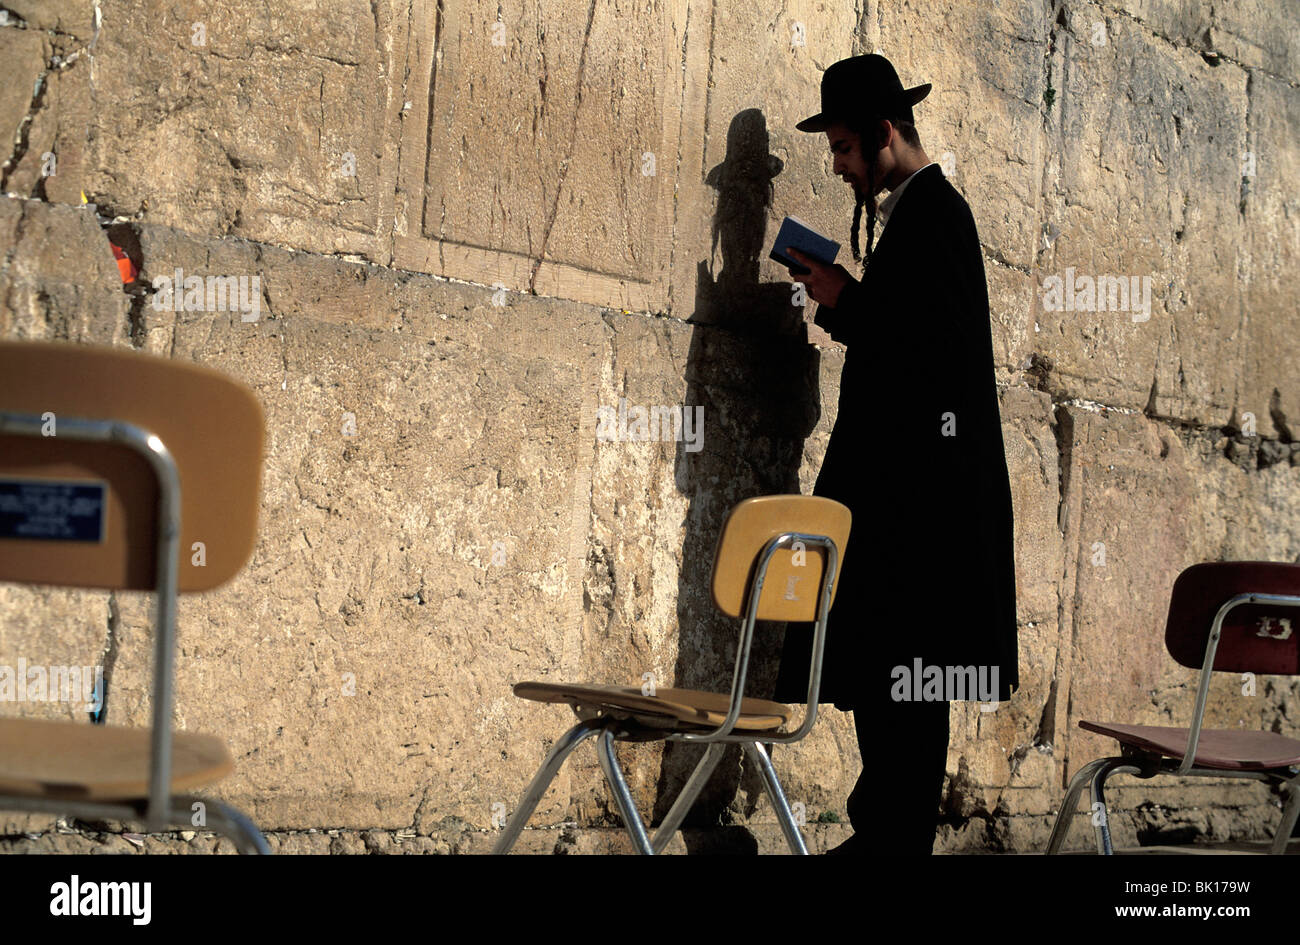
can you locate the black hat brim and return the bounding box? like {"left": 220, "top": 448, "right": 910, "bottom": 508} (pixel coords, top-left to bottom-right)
{"left": 796, "top": 82, "right": 932, "bottom": 133}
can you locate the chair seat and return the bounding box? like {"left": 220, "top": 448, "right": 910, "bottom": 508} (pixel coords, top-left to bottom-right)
{"left": 0, "top": 717, "right": 233, "bottom": 800}
{"left": 513, "top": 682, "right": 792, "bottom": 732}
{"left": 1080, "top": 720, "right": 1300, "bottom": 771}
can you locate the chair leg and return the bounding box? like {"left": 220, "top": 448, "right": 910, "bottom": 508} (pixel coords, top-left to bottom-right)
{"left": 1090, "top": 759, "right": 1142, "bottom": 855}
{"left": 0, "top": 793, "right": 270, "bottom": 855}
{"left": 1046, "top": 757, "right": 1119, "bottom": 854}
{"left": 650, "top": 742, "right": 727, "bottom": 854}
{"left": 596, "top": 726, "right": 654, "bottom": 854}
{"left": 492, "top": 718, "right": 605, "bottom": 854}
{"left": 1270, "top": 776, "right": 1300, "bottom": 855}
{"left": 743, "top": 741, "right": 808, "bottom": 855}
{"left": 189, "top": 797, "right": 271, "bottom": 855}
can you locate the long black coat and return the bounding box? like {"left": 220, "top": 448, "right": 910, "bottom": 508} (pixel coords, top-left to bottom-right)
{"left": 773, "top": 164, "right": 1018, "bottom": 709}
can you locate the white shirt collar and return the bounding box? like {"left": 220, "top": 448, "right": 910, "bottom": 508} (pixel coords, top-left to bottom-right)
{"left": 877, "top": 161, "right": 937, "bottom": 227}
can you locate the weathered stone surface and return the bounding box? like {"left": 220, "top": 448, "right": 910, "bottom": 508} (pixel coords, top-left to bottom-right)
{"left": 2, "top": 1, "right": 97, "bottom": 41}
{"left": 1034, "top": 405, "right": 1300, "bottom": 852}
{"left": 2, "top": 0, "right": 402, "bottom": 255}
{"left": 1036, "top": 6, "right": 1250, "bottom": 424}
{"left": 419, "top": 2, "right": 679, "bottom": 285}
{"left": 1210, "top": 0, "right": 1300, "bottom": 78}
{"left": 1238, "top": 71, "right": 1300, "bottom": 441}
{"left": 4, "top": 51, "right": 95, "bottom": 206}
{"left": 680, "top": 1, "right": 859, "bottom": 330}
{"left": 0, "top": 198, "right": 129, "bottom": 342}
{"left": 99, "top": 223, "right": 610, "bottom": 829}
{"left": 0, "top": 29, "right": 46, "bottom": 177}
{"left": 879, "top": 0, "right": 1047, "bottom": 273}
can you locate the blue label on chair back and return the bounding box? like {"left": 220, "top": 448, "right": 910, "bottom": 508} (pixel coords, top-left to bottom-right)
{"left": 0, "top": 479, "right": 106, "bottom": 542}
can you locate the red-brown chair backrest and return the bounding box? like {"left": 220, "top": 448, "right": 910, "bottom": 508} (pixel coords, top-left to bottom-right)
{"left": 1165, "top": 561, "right": 1300, "bottom": 675}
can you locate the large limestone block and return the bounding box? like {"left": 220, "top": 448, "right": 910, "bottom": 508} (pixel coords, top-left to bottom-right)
{"left": 46, "top": 222, "right": 608, "bottom": 828}
{"left": 1002, "top": 388, "right": 1064, "bottom": 624}
{"left": 988, "top": 264, "right": 1038, "bottom": 380}
{"left": 1238, "top": 73, "right": 1300, "bottom": 440}
{"left": 944, "top": 388, "right": 1062, "bottom": 819}
{"left": 878, "top": 0, "right": 1047, "bottom": 272}
{"left": 4, "top": 57, "right": 94, "bottom": 207}
{"left": 419, "top": 1, "right": 680, "bottom": 289}
{"left": 1210, "top": 0, "right": 1300, "bottom": 78}
{"left": 576, "top": 304, "right": 849, "bottom": 824}
{"left": 1106, "top": 1, "right": 1213, "bottom": 51}
{"left": 1056, "top": 406, "right": 1300, "bottom": 786}
{"left": 0, "top": 29, "right": 46, "bottom": 176}
{"left": 1057, "top": 408, "right": 1202, "bottom": 776}
{"left": 1038, "top": 5, "right": 1249, "bottom": 424}
{"left": 21, "top": 0, "right": 402, "bottom": 254}
{"left": 0, "top": 198, "right": 129, "bottom": 343}
{"left": 3, "top": 1, "right": 96, "bottom": 40}
{"left": 677, "top": 0, "right": 861, "bottom": 329}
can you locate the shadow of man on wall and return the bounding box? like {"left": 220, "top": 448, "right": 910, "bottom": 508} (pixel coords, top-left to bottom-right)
{"left": 650, "top": 108, "right": 823, "bottom": 852}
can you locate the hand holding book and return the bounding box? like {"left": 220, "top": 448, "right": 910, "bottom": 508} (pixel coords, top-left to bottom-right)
{"left": 771, "top": 215, "right": 853, "bottom": 307}
{"left": 787, "top": 249, "right": 854, "bottom": 309}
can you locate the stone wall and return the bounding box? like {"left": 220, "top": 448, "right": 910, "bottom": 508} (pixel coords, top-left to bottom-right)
{"left": 0, "top": 0, "right": 1297, "bottom": 853}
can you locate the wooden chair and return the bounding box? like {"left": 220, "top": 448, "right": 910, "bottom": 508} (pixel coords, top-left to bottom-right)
{"left": 493, "top": 494, "right": 851, "bottom": 854}
{"left": 1046, "top": 561, "right": 1300, "bottom": 854}
{"left": 0, "top": 340, "right": 269, "bottom": 853}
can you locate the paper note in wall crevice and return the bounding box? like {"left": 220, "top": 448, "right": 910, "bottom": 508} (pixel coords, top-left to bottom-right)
{"left": 769, "top": 215, "right": 840, "bottom": 275}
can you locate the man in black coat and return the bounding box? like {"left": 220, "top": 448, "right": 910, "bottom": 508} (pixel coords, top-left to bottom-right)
{"left": 771, "top": 55, "right": 1018, "bottom": 854}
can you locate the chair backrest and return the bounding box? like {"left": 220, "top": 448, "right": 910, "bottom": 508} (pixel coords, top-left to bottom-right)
{"left": 1165, "top": 561, "right": 1300, "bottom": 675}
{"left": 711, "top": 494, "right": 850, "bottom": 621}
{"left": 0, "top": 341, "right": 263, "bottom": 592}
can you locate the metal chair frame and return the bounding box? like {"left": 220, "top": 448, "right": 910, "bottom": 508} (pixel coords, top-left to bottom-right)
{"left": 493, "top": 528, "right": 840, "bottom": 855}
{"left": 0, "top": 409, "right": 270, "bottom": 855}
{"left": 1046, "top": 592, "right": 1300, "bottom": 855}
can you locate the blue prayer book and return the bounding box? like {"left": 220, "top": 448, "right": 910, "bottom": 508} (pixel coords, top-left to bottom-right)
{"left": 769, "top": 215, "right": 840, "bottom": 275}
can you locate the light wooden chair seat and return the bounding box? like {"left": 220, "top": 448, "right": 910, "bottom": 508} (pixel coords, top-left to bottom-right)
{"left": 0, "top": 717, "right": 232, "bottom": 801}
{"left": 513, "top": 682, "right": 792, "bottom": 731}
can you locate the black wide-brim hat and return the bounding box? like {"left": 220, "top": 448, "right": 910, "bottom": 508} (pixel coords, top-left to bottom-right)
{"left": 797, "top": 53, "right": 931, "bottom": 132}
